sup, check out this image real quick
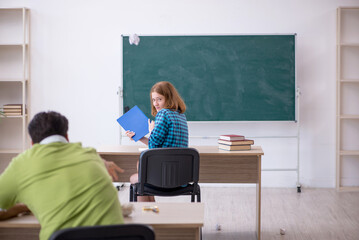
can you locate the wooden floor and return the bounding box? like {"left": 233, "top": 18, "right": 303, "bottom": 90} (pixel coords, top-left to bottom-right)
{"left": 118, "top": 186, "right": 359, "bottom": 240}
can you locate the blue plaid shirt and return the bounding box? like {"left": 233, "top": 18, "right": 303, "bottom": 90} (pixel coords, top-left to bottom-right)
{"left": 148, "top": 109, "right": 188, "bottom": 149}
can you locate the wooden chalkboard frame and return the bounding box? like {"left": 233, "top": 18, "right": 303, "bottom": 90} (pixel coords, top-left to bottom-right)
{"left": 121, "top": 34, "right": 297, "bottom": 122}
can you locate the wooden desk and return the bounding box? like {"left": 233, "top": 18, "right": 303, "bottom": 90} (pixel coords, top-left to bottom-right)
{"left": 0, "top": 202, "right": 204, "bottom": 240}
{"left": 99, "top": 145, "right": 264, "bottom": 240}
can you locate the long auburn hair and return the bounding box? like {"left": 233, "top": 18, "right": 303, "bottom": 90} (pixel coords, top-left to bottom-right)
{"left": 150, "top": 81, "right": 186, "bottom": 116}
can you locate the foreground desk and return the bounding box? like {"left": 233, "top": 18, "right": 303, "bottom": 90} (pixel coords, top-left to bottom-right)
{"left": 99, "top": 145, "right": 264, "bottom": 240}
{"left": 0, "top": 202, "right": 204, "bottom": 240}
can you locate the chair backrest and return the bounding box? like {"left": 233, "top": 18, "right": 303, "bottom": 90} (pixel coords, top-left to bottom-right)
{"left": 138, "top": 148, "right": 200, "bottom": 190}
{"left": 49, "top": 224, "right": 155, "bottom": 240}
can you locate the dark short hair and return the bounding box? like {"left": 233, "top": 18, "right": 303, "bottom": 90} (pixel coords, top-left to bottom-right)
{"left": 28, "top": 111, "right": 69, "bottom": 144}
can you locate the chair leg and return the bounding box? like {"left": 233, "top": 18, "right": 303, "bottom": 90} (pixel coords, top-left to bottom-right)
{"left": 133, "top": 184, "right": 138, "bottom": 202}
{"left": 197, "top": 185, "right": 201, "bottom": 202}
{"left": 129, "top": 185, "right": 133, "bottom": 202}
{"left": 191, "top": 194, "right": 195, "bottom": 202}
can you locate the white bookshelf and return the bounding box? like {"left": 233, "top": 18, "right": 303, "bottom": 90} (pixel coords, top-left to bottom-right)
{"left": 336, "top": 7, "right": 359, "bottom": 191}
{"left": 0, "top": 8, "right": 30, "bottom": 169}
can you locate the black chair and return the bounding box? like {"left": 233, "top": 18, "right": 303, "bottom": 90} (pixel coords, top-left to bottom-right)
{"left": 130, "top": 147, "right": 201, "bottom": 202}
{"left": 49, "top": 224, "right": 155, "bottom": 240}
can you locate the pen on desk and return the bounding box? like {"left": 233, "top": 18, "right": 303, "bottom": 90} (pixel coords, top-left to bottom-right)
{"left": 142, "top": 206, "right": 159, "bottom": 213}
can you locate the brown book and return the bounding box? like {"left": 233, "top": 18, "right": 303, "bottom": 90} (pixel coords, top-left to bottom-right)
{"left": 3, "top": 104, "right": 23, "bottom": 109}
{"left": 4, "top": 112, "right": 22, "bottom": 116}
{"left": 218, "top": 139, "right": 254, "bottom": 146}
{"left": 4, "top": 113, "right": 21, "bottom": 117}
{"left": 218, "top": 144, "right": 251, "bottom": 151}
{"left": 3, "top": 109, "right": 22, "bottom": 113}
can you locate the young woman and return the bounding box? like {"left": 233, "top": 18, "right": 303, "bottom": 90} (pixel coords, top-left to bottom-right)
{"left": 126, "top": 81, "right": 188, "bottom": 148}
{"left": 125, "top": 81, "right": 189, "bottom": 201}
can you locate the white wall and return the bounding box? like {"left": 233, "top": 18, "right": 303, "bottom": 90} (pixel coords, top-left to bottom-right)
{"left": 1, "top": 0, "right": 359, "bottom": 188}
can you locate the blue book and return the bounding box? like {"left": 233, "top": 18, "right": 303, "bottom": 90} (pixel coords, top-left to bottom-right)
{"left": 117, "top": 105, "right": 149, "bottom": 142}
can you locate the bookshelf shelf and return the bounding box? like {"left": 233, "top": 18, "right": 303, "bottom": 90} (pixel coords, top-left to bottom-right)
{"left": 337, "top": 7, "right": 359, "bottom": 190}
{"left": 0, "top": 115, "right": 27, "bottom": 119}
{"left": 340, "top": 44, "right": 359, "bottom": 47}
{"left": 0, "top": 43, "right": 27, "bottom": 46}
{"left": 340, "top": 115, "right": 359, "bottom": 119}
{"left": 0, "top": 149, "right": 22, "bottom": 154}
{"left": 0, "top": 78, "right": 27, "bottom": 82}
{"left": 340, "top": 79, "right": 359, "bottom": 83}
{"left": 0, "top": 8, "right": 30, "bottom": 173}
{"left": 338, "top": 186, "right": 359, "bottom": 192}
{"left": 340, "top": 150, "right": 359, "bottom": 156}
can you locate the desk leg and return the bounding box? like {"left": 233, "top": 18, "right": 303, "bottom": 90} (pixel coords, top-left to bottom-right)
{"left": 196, "top": 227, "right": 201, "bottom": 240}
{"left": 256, "top": 156, "right": 262, "bottom": 240}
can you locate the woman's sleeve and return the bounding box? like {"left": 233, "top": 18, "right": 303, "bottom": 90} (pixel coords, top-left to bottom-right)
{"left": 148, "top": 111, "right": 169, "bottom": 148}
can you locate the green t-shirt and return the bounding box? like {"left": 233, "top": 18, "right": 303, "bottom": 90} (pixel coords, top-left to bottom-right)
{"left": 0, "top": 142, "right": 124, "bottom": 240}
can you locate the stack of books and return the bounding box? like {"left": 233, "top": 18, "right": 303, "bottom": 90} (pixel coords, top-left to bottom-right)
{"left": 218, "top": 134, "right": 254, "bottom": 151}
{"left": 2, "top": 104, "right": 23, "bottom": 116}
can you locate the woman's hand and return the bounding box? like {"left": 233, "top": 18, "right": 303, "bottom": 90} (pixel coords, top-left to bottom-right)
{"left": 125, "top": 130, "right": 135, "bottom": 140}
{"left": 126, "top": 130, "right": 149, "bottom": 146}
{"left": 148, "top": 119, "right": 155, "bottom": 133}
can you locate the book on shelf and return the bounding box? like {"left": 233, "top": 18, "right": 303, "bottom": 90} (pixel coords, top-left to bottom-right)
{"left": 4, "top": 112, "right": 22, "bottom": 116}
{"left": 3, "top": 104, "right": 23, "bottom": 109}
{"left": 3, "top": 110, "right": 22, "bottom": 114}
{"left": 218, "top": 139, "right": 254, "bottom": 146}
{"left": 3, "top": 108, "right": 21, "bottom": 112}
{"left": 218, "top": 144, "right": 251, "bottom": 151}
{"left": 4, "top": 112, "right": 22, "bottom": 115}
{"left": 219, "top": 134, "right": 245, "bottom": 141}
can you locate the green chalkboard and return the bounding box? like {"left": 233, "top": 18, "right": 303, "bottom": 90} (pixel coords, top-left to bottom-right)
{"left": 123, "top": 35, "right": 296, "bottom": 121}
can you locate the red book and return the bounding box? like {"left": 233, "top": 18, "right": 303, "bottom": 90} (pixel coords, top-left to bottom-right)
{"left": 219, "top": 134, "right": 245, "bottom": 141}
